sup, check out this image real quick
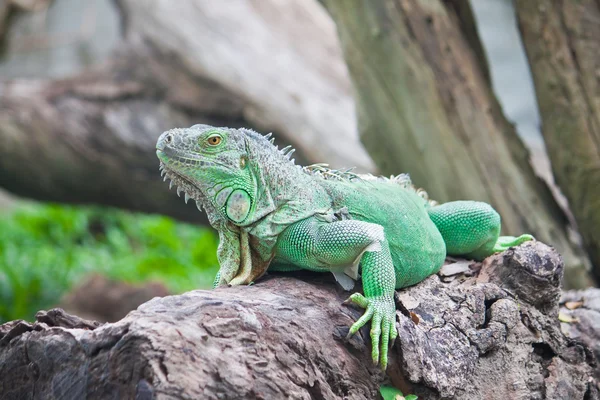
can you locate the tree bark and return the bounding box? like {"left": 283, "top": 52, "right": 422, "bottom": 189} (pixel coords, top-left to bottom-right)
{"left": 444, "top": 0, "right": 491, "bottom": 86}
{"left": 560, "top": 287, "right": 600, "bottom": 384}
{"left": 0, "top": 242, "right": 597, "bottom": 399}
{"left": 319, "top": 0, "right": 593, "bottom": 288}
{"left": 514, "top": 0, "right": 600, "bottom": 282}
{"left": 0, "top": 0, "right": 373, "bottom": 222}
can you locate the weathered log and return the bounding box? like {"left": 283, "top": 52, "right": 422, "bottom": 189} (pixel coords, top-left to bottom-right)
{"left": 319, "top": 0, "right": 593, "bottom": 288}
{"left": 0, "top": 0, "right": 373, "bottom": 223}
{"left": 514, "top": 0, "right": 600, "bottom": 281}
{"left": 0, "top": 242, "right": 596, "bottom": 399}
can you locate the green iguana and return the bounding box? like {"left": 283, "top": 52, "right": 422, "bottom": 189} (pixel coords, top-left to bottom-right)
{"left": 156, "top": 124, "right": 533, "bottom": 370}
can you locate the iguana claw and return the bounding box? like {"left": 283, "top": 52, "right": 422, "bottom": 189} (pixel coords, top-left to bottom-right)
{"left": 345, "top": 293, "right": 397, "bottom": 370}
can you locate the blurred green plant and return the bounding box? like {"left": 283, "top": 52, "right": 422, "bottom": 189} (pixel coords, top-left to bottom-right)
{"left": 0, "top": 203, "right": 219, "bottom": 323}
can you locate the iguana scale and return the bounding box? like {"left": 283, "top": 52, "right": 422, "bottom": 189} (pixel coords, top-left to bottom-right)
{"left": 156, "top": 125, "right": 533, "bottom": 369}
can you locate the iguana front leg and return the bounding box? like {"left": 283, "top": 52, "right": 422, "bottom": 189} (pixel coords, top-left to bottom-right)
{"left": 345, "top": 239, "right": 398, "bottom": 370}
{"left": 276, "top": 217, "right": 398, "bottom": 369}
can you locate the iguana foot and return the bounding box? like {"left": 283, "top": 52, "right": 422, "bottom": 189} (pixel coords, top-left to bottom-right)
{"left": 493, "top": 234, "right": 534, "bottom": 253}
{"left": 345, "top": 293, "right": 397, "bottom": 370}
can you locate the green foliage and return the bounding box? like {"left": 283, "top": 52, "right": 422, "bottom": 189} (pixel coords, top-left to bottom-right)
{"left": 380, "top": 385, "right": 418, "bottom": 400}
{"left": 0, "top": 203, "right": 219, "bottom": 323}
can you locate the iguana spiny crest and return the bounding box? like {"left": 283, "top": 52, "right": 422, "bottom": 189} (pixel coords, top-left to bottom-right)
{"left": 156, "top": 124, "right": 436, "bottom": 227}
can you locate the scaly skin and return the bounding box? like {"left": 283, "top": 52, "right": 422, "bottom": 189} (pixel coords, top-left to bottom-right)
{"left": 156, "top": 125, "right": 534, "bottom": 370}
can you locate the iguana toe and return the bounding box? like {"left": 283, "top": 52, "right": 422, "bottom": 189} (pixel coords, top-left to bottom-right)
{"left": 493, "top": 234, "right": 535, "bottom": 253}
{"left": 346, "top": 293, "right": 396, "bottom": 370}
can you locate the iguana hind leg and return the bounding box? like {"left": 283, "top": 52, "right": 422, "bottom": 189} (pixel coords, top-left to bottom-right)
{"left": 427, "top": 200, "right": 533, "bottom": 261}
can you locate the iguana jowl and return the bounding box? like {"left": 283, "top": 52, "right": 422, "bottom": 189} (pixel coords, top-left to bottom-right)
{"left": 156, "top": 125, "right": 533, "bottom": 369}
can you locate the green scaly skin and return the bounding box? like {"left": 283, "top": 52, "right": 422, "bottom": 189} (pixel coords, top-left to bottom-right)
{"left": 156, "top": 125, "right": 534, "bottom": 370}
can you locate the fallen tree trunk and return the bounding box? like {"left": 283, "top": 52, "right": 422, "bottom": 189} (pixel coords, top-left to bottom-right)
{"left": 0, "top": 0, "right": 373, "bottom": 223}
{"left": 0, "top": 242, "right": 596, "bottom": 399}
{"left": 0, "top": 47, "right": 251, "bottom": 223}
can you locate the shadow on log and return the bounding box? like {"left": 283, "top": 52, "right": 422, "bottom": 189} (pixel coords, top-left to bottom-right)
{"left": 0, "top": 242, "right": 598, "bottom": 399}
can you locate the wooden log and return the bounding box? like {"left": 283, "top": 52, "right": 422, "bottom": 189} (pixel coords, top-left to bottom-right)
{"left": 0, "top": 242, "right": 596, "bottom": 399}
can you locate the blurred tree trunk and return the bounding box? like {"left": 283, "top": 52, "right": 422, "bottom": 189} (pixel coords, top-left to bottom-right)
{"left": 320, "top": 0, "right": 593, "bottom": 288}
{"left": 514, "top": 0, "right": 600, "bottom": 281}
{"left": 0, "top": 0, "right": 372, "bottom": 222}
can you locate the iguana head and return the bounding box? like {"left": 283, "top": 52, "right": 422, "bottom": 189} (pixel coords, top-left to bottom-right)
{"left": 156, "top": 124, "right": 334, "bottom": 285}
{"left": 156, "top": 124, "right": 302, "bottom": 227}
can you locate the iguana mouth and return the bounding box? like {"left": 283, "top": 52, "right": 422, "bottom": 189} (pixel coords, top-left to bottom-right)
{"left": 159, "top": 162, "right": 206, "bottom": 212}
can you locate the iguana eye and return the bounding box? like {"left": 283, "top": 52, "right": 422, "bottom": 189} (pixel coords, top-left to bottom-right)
{"left": 207, "top": 134, "right": 222, "bottom": 146}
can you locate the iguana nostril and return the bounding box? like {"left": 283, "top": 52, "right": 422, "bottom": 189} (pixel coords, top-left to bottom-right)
{"left": 156, "top": 132, "right": 173, "bottom": 151}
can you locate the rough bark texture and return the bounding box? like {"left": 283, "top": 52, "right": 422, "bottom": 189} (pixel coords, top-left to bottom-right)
{"left": 320, "top": 0, "right": 593, "bottom": 288}
{"left": 514, "top": 0, "right": 600, "bottom": 281}
{"left": 0, "top": 0, "right": 373, "bottom": 222}
{"left": 0, "top": 242, "right": 597, "bottom": 399}
{"left": 561, "top": 288, "right": 600, "bottom": 384}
